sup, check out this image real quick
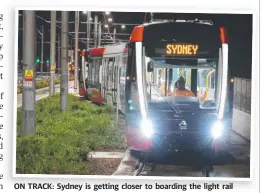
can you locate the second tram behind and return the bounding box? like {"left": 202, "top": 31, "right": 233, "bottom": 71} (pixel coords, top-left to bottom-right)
{"left": 79, "top": 43, "right": 128, "bottom": 112}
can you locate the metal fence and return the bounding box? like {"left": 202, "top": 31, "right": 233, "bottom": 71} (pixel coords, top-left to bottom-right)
{"left": 233, "top": 77, "right": 251, "bottom": 113}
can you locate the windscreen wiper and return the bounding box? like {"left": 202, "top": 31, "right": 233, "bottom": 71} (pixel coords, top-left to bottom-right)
{"left": 152, "top": 84, "right": 181, "bottom": 114}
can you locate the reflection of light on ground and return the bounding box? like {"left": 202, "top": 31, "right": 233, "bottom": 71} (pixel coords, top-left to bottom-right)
{"left": 212, "top": 165, "right": 250, "bottom": 177}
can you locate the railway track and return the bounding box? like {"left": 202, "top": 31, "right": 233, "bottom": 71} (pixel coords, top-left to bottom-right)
{"left": 133, "top": 160, "right": 215, "bottom": 177}
{"left": 133, "top": 161, "right": 154, "bottom": 176}
{"left": 82, "top": 97, "right": 250, "bottom": 178}
{"left": 131, "top": 153, "right": 249, "bottom": 177}
{"left": 133, "top": 161, "right": 249, "bottom": 177}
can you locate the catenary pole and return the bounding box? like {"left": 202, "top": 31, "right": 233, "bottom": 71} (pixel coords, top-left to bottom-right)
{"left": 49, "top": 11, "right": 56, "bottom": 96}
{"left": 60, "top": 11, "right": 69, "bottom": 111}
{"left": 74, "top": 11, "right": 79, "bottom": 90}
{"left": 98, "top": 22, "right": 101, "bottom": 47}
{"left": 94, "top": 14, "right": 98, "bottom": 47}
{"left": 57, "top": 34, "right": 60, "bottom": 73}
{"left": 86, "top": 11, "right": 91, "bottom": 49}
{"left": 22, "top": 10, "right": 36, "bottom": 136}
{"left": 40, "top": 25, "right": 44, "bottom": 77}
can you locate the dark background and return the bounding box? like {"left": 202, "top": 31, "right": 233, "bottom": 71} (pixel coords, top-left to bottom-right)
{"left": 18, "top": 11, "right": 253, "bottom": 79}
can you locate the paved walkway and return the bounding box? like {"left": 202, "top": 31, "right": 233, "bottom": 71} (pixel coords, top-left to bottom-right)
{"left": 17, "top": 81, "right": 76, "bottom": 108}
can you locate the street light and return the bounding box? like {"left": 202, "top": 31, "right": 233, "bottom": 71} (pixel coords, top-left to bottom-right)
{"left": 121, "top": 25, "right": 125, "bottom": 29}
{"left": 82, "top": 11, "right": 87, "bottom": 14}
{"left": 104, "top": 24, "right": 109, "bottom": 28}
{"left": 108, "top": 18, "right": 112, "bottom": 22}
{"left": 105, "top": 11, "right": 110, "bottom": 15}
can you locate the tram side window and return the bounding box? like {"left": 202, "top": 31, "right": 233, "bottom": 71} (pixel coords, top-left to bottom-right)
{"left": 120, "top": 56, "right": 128, "bottom": 83}
{"left": 110, "top": 58, "right": 116, "bottom": 89}
{"left": 110, "top": 58, "right": 115, "bottom": 81}
{"left": 129, "top": 79, "right": 140, "bottom": 111}
{"left": 94, "top": 58, "right": 101, "bottom": 86}
{"left": 197, "top": 69, "right": 216, "bottom": 102}
{"left": 87, "top": 58, "right": 101, "bottom": 87}
{"left": 87, "top": 58, "right": 92, "bottom": 85}
{"left": 92, "top": 60, "right": 96, "bottom": 84}
{"left": 119, "top": 67, "right": 125, "bottom": 83}
{"left": 78, "top": 57, "right": 83, "bottom": 82}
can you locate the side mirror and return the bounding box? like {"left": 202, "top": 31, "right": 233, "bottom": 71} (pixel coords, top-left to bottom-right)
{"left": 147, "top": 60, "right": 154, "bottom": 72}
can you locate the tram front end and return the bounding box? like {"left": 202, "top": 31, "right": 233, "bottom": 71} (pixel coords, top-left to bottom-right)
{"left": 125, "top": 20, "right": 229, "bottom": 165}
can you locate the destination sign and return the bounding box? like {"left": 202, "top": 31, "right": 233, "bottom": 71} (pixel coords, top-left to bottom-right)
{"left": 166, "top": 44, "right": 199, "bottom": 55}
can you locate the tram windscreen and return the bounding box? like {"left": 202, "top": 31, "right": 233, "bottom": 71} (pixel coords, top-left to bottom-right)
{"left": 127, "top": 61, "right": 218, "bottom": 113}
{"left": 146, "top": 66, "right": 217, "bottom": 105}
{"left": 126, "top": 22, "right": 222, "bottom": 114}
{"left": 142, "top": 22, "right": 221, "bottom": 108}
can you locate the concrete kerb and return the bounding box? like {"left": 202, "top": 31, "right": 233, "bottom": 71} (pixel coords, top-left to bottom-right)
{"left": 232, "top": 130, "right": 250, "bottom": 143}
{"left": 112, "top": 149, "right": 140, "bottom": 176}
{"left": 86, "top": 151, "right": 125, "bottom": 160}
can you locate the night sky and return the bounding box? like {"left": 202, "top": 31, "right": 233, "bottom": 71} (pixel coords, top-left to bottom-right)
{"left": 18, "top": 11, "right": 253, "bottom": 79}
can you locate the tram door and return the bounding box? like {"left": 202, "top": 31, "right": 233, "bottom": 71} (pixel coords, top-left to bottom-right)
{"left": 80, "top": 54, "right": 88, "bottom": 90}
{"left": 157, "top": 69, "right": 166, "bottom": 94}
{"left": 79, "top": 54, "right": 85, "bottom": 92}
{"left": 112, "top": 55, "right": 122, "bottom": 110}
{"left": 101, "top": 58, "right": 107, "bottom": 102}
{"left": 86, "top": 58, "right": 93, "bottom": 95}
{"left": 99, "top": 63, "right": 103, "bottom": 93}
{"left": 112, "top": 56, "right": 119, "bottom": 106}
{"left": 87, "top": 57, "right": 101, "bottom": 101}
{"left": 152, "top": 68, "right": 158, "bottom": 86}
{"left": 87, "top": 58, "right": 96, "bottom": 94}
{"left": 119, "top": 54, "right": 127, "bottom": 113}
{"left": 106, "top": 58, "right": 115, "bottom": 106}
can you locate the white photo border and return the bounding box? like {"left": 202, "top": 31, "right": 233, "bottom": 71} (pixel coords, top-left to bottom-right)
{"left": 12, "top": 6, "right": 259, "bottom": 184}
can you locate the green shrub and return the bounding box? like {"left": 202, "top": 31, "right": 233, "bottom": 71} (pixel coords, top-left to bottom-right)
{"left": 16, "top": 94, "right": 123, "bottom": 174}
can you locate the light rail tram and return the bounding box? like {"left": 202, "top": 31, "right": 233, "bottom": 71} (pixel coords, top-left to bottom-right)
{"left": 78, "top": 19, "right": 231, "bottom": 175}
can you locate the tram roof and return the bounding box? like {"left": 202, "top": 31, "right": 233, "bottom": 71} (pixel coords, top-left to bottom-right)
{"left": 129, "top": 20, "right": 227, "bottom": 44}
{"left": 89, "top": 43, "right": 128, "bottom": 56}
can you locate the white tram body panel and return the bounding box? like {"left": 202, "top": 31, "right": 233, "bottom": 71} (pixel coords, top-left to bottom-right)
{"left": 101, "top": 44, "right": 127, "bottom": 113}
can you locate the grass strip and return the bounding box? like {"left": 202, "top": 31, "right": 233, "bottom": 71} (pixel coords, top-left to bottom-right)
{"left": 16, "top": 94, "right": 123, "bottom": 174}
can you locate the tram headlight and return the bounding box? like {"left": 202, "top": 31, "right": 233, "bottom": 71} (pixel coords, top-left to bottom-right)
{"left": 211, "top": 120, "right": 224, "bottom": 139}
{"left": 140, "top": 119, "right": 153, "bottom": 138}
